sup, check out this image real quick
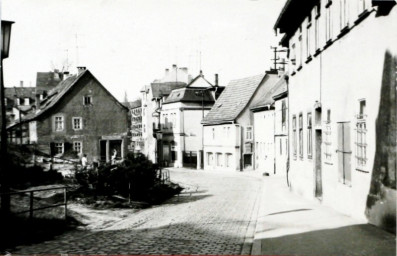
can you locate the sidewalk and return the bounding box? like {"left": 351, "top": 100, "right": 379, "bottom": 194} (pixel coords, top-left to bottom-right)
{"left": 252, "top": 176, "right": 396, "bottom": 256}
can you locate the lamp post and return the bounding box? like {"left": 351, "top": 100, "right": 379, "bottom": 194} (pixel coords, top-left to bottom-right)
{"left": 1, "top": 20, "right": 14, "bottom": 214}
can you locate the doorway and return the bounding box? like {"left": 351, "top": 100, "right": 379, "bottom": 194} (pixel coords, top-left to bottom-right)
{"left": 315, "top": 130, "right": 323, "bottom": 199}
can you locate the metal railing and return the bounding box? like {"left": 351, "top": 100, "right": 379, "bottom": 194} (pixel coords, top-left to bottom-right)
{"left": 156, "top": 168, "right": 170, "bottom": 184}
{"left": 0, "top": 186, "right": 69, "bottom": 220}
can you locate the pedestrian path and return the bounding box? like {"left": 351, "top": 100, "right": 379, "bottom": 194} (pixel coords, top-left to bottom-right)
{"left": 252, "top": 176, "right": 396, "bottom": 256}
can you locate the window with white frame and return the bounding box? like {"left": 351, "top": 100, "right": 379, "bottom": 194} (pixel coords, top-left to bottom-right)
{"left": 298, "top": 27, "right": 303, "bottom": 67}
{"left": 314, "top": 4, "right": 320, "bottom": 51}
{"left": 358, "top": 0, "right": 367, "bottom": 15}
{"left": 84, "top": 95, "right": 92, "bottom": 105}
{"left": 292, "top": 115, "right": 297, "bottom": 158}
{"left": 245, "top": 126, "right": 253, "bottom": 141}
{"left": 291, "top": 43, "right": 297, "bottom": 71}
{"left": 299, "top": 114, "right": 303, "bottom": 158}
{"left": 324, "top": 110, "right": 332, "bottom": 162}
{"left": 307, "top": 112, "right": 313, "bottom": 158}
{"left": 72, "top": 117, "right": 83, "bottom": 130}
{"left": 54, "top": 116, "right": 64, "bottom": 131}
{"left": 73, "top": 141, "right": 82, "bottom": 154}
{"left": 340, "top": 0, "right": 349, "bottom": 29}
{"left": 326, "top": 1, "right": 333, "bottom": 42}
{"left": 172, "top": 113, "right": 176, "bottom": 128}
{"left": 306, "top": 13, "right": 312, "bottom": 58}
{"left": 356, "top": 99, "right": 367, "bottom": 167}
{"left": 54, "top": 143, "right": 64, "bottom": 154}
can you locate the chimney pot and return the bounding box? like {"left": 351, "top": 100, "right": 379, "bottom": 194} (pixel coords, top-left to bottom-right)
{"left": 20, "top": 81, "right": 23, "bottom": 87}
{"left": 77, "top": 66, "right": 86, "bottom": 75}
{"left": 215, "top": 74, "right": 218, "bottom": 86}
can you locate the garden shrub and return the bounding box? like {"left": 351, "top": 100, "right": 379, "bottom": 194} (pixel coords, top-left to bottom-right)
{"left": 75, "top": 153, "right": 171, "bottom": 202}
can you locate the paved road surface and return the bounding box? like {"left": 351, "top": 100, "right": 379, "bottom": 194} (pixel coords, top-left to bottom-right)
{"left": 11, "top": 168, "right": 263, "bottom": 255}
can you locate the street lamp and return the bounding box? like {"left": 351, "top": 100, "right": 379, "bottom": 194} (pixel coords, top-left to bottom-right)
{"left": 1, "top": 20, "right": 14, "bottom": 214}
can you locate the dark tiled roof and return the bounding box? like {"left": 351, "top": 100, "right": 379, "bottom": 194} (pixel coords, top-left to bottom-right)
{"left": 36, "top": 71, "right": 64, "bottom": 91}
{"left": 4, "top": 87, "right": 36, "bottom": 99}
{"left": 202, "top": 74, "right": 266, "bottom": 125}
{"left": 12, "top": 70, "right": 127, "bottom": 126}
{"left": 164, "top": 88, "right": 215, "bottom": 104}
{"left": 151, "top": 82, "right": 186, "bottom": 98}
{"left": 122, "top": 99, "right": 142, "bottom": 108}
{"left": 36, "top": 72, "right": 85, "bottom": 116}
{"left": 272, "top": 74, "right": 288, "bottom": 100}
{"left": 250, "top": 74, "right": 286, "bottom": 110}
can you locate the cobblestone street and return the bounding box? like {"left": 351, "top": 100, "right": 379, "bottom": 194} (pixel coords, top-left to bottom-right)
{"left": 11, "top": 168, "right": 263, "bottom": 255}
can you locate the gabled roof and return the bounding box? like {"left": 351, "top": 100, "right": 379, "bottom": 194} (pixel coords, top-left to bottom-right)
{"left": 186, "top": 74, "right": 214, "bottom": 88}
{"left": 150, "top": 81, "right": 186, "bottom": 98}
{"left": 202, "top": 74, "right": 267, "bottom": 125}
{"left": 163, "top": 87, "right": 215, "bottom": 105}
{"left": 250, "top": 74, "right": 287, "bottom": 111}
{"left": 272, "top": 74, "right": 288, "bottom": 100}
{"left": 9, "top": 69, "right": 127, "bottom": 127}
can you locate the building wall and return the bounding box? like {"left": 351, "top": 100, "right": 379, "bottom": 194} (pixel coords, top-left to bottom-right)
{"left": 35, "top": 73, "right": 129, "bottom": 163}
{"left": 285, "top": 1, "right": 397, "bottom": 224}
{"left": 274, "top": 97, "right": 289, "bottom": 177}
{"left": 161, "top": 102, "right": 211, "bottom": 168}
{"left": 253, "top": 110, "right": 275, "bottom": 174}
{"left": 203, "top": 124, "right": 241, "bottom": 171}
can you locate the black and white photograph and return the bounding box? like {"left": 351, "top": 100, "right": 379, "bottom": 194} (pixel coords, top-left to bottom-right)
{"left": 0, "top": 0, "right": 396, "bottom": 255}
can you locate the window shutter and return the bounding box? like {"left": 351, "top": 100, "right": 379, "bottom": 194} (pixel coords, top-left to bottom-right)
{"left": 50, "top": 142, "right": 55, "bottom": 156}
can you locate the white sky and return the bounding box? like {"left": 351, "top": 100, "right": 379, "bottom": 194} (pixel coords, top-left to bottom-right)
{"left": 2, "top": 0, "right": 285, "bottom": 101}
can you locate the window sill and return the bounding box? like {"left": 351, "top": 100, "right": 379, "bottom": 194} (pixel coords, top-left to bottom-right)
{"left": 323, "top": 39, "right": 333, "bottom": 50}
{"left": 305, "top": 56, "right": 312, "bottom": 64}
{"left": 356, "top": 168, "right": 369, "bottom": 173}
{"left": 324, "top": 161, "right": 333, "bottom": 165}
{"left": 313, "top": 49, "right": 321, "bottom": 57}
{"left": 355, "top": 10, "right": 370, "bottom": 25}
{"left": 337, "top": 25, "right": 350, "bottom": 39}
{"left": 325, "top": 0, "right": 332, "bottom": 8}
